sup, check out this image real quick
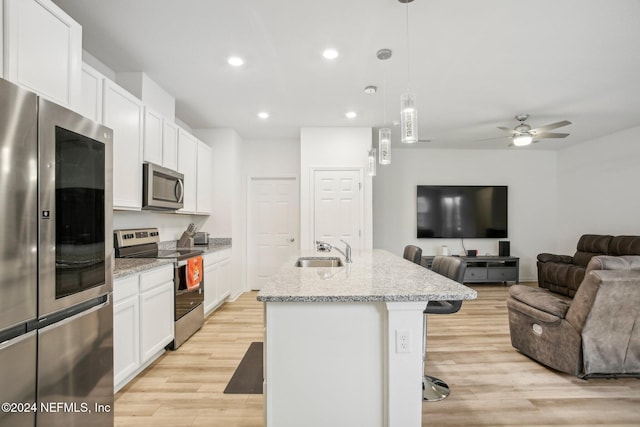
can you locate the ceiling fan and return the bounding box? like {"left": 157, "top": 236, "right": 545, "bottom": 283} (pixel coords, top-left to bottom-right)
{"left": 496, "top": 114, "right": 571, "bottom": 146}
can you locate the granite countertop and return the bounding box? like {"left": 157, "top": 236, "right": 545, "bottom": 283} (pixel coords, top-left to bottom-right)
{"left": 257, "top": 249, "right": 478, "bottom": 303}
{"left": 113, "top": 238, "right": 232, "bottom": 279}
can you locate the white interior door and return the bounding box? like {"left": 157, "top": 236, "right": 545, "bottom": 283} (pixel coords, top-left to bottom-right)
{"left": 313, "top": 169, "right": 362, "bottom": 250}
{"left": 248, "top": 177, "right": 299, "bottom": 290}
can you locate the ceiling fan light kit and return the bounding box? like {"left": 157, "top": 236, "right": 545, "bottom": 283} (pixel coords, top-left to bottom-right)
{"left": 512, "top": 134, "right": 533, "bottom": 146}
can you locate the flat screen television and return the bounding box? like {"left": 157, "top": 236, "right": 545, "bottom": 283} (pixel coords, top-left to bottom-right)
{"left": 417, "top": 185, "right": 508, "bottom": 238}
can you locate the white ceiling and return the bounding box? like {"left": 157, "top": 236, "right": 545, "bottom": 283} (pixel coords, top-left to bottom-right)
{"left": 53, "top": 0, "right": 640, "bottom": 150}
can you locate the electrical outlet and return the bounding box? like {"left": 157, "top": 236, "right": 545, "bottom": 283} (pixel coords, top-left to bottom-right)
{"left": 396, "top": 329, "right": 411, "bottom": 353}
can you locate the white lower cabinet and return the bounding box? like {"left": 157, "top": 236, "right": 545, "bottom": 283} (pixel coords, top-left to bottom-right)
{"left": 113, "top": 276, "right": 139, "bottom": 388}
{"left": 203, "top": 249, "right": 232, "bottom": 315}
{"left": 113, "top": 264, "right": 174, "bottom": 392}
{"left": 139, "top": 267, "right": 174, "bottom": 362}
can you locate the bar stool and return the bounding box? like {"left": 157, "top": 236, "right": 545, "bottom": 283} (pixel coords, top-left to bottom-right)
{"left": 423, "top": 255, "right": 467, "bottom": 401}
{"left": 403, "top": 245, "right": 422, "bottom": 264}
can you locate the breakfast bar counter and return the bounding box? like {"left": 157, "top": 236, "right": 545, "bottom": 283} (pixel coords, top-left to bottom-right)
{"left": 257, "top": 249, "right": 477, "bottom": 427}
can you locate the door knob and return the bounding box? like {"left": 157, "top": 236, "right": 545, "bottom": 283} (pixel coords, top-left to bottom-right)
{"left": 289, "top": 237, "right": 295, "bottom": 243}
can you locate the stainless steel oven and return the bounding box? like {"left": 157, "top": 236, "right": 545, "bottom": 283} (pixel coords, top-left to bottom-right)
{"left": 142, "top": 162, "right": 184, "bottom": 210}
{"left": 170, "top": 259, "right": 205, "bottom": 349}
{"left": 114, "top": 228, "right": 204, "bottom": 350}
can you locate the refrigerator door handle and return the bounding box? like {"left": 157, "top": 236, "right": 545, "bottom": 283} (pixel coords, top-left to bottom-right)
{"left": 37, "top": 294, "right": 110, "bottom": 331}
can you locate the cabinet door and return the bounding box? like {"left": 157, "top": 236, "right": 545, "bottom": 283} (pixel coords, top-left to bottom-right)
{"left": 114, "top": 294, "right": 140, "bottom": 390}
{"left": 143, "top": 107, "right": 163, "bottom": 165}
{"left": 4, "top": 0, "right": 82, "bottom": 109}
{"left": 177, "top": 129, "right": 197, "bottom": 213}
{"left": 218, "top": 255, "right": 232, "bottom": 302}
{"left": 140, "top": 281, "right": 173, "bottom": 362}
{"left": 139, "top": 266, "right": 173, "bottom": 361}
{"left": 103, "top": 80, "right": 143, "bottom": 210}
{"left": 162, "top": 120, "right": 178, "bottom": 170}
{"left": 203, "top": 252, "right": 220, "bottom": 314}
{"left": 79, "top": 62, "right": 103, "bottom": 122}
{"left": 196, "top": 141, "right": 213, "bottom": 214}
{"left": 204, "top": 264, "right": 219, "bottom": 314}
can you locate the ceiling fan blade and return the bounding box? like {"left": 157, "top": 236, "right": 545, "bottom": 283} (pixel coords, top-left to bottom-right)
{"left": 532, "top": 132, "right": 570, "bottom": 139}
{"left": 497, "top": 126, "right": 516, "bottom": 134}
{"left": 530, "top": 120, "right": 572, "bottom": 133}
{"left": 475, "top": 135, "right": 510, "bottom": 142}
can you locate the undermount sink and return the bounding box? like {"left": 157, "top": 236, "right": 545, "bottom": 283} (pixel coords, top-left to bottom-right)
{"left": 295, "top": 257, "right": 344, "bottom": 268}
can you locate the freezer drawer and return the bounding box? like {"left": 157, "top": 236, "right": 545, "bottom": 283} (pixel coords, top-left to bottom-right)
{"left": 0, "top": 331, "right": 36, "bottom": 427}
{"left": 37, "top": 296, "right": 113, "bottom": 427}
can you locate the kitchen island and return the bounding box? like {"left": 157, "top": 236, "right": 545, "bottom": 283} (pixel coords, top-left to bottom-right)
{"left": 257, "top": 250, "right": 477, "bottom": 427}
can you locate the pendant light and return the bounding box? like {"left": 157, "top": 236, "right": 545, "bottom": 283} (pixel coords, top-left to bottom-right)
{"left": 368, "top": 148, "right": 377, "bottom": 176}
{"left": 377, "top": 49, "right": 392, "bottom": 164}
{"left": 399, "top": 0, "right": 418, "bottom": 144}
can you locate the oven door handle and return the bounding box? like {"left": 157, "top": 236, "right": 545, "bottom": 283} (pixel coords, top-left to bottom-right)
{"left": 175, "top": 178, "right": 184, "bottom": 203}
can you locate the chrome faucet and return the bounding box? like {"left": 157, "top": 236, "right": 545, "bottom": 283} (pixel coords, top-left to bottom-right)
{"left": 315, "top": 240, "right": 352, "bottom": 263}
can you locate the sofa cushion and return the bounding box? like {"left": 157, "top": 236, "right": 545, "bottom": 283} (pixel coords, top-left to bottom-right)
{"left": 608, "top": 236, "right": 640, "bottom": 256}
{"left": 541, "top": 263, "right": 585, "bottom": 297}
{"left": 577, "top": 234, "right": 613, "bottom": 254}
{"left": 509, "top": 285, "right": 572, "bottom": 319}
{"left": 573, "top": 234, "right": 612, "bottom": 267}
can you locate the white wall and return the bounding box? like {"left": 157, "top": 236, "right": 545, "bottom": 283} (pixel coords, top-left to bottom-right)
{"left": 300, "top": 127, "right": 374, "bottom": 251}
{"left": 373, "top": 148, "right": 559, "bottom": 281}
{"left": 556, "top": 126, "right": 640, "bottom": 254}
{"left": 113, "top": 211, "right": 206, "bottom": 241}
{"left": 195, "top": 131, "right": 301, "bottom": 295}
{"left": 243, "top": 138, "right": 300, "bottom": 177}
{"left": 195, "top": 128, "right": 243, "bottom": 298}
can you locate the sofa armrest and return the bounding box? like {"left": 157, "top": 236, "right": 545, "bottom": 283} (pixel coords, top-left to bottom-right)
{"left": 537, "top": 253, "right": 574, "bottom": 264}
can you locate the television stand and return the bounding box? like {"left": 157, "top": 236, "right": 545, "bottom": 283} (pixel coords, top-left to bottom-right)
{"left": 420, "top": 255, "right": 519, "bottom": 284}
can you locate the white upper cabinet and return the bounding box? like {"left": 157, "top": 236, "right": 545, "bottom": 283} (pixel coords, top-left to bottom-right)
{"left": 142, "top": 107, "right": 179, "bottom": 171}
{"left": 162, "top": 120, "right": 178, "bottom": 171}
{"left": 143, "top": 107, "right": 163, "bottom": 166}
{"left": 196, "top": 141, "right": 213, "bottom": 215}
{"left": 103, "top": 80, "right": 143, "bottom": 210}
{"left": 79, "top": 62, "right": 104, "bottom": 122}
{"left": 177, "top": 128, "right": 197, "bottom": 214}
{"left": 3, "top": 0, "right": 82, "bottom": 109}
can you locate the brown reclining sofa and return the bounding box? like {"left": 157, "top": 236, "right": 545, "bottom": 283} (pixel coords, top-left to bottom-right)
{"left": 507, "top": 234, "right": 640, "bottom": 378}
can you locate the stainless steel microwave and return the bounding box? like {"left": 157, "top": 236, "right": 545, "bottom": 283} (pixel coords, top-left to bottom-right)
{"left": 142, "top": 162, "right": 184, "bottom": 210}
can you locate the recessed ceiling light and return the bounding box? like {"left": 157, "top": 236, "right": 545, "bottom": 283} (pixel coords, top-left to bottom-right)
{"left": 322, "top": 48, "right": 339, "bottom": 60}
{"left": 345, "top": 111, "right": 357, "bottom": 119}
{"left": 258, "top": 112, "right": 269, "bottom": 119}
{"left": 228, "top": 56, "right": 244, "bottom": 66}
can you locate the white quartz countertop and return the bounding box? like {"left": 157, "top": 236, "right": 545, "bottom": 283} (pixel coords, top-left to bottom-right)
{"left": 257, "top": 249, "right": 478, "bottom": 303}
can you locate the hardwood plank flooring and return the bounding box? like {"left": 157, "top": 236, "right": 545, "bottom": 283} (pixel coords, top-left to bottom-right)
{"left": 114, "top": 285, "right": 640, "bottom": 426}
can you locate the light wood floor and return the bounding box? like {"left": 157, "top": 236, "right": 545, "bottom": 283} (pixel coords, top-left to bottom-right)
{"left": 114, "top": 285, "right": 640, "bottom": 426}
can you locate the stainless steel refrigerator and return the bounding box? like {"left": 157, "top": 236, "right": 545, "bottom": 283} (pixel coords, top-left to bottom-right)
{"left": 0, "top": 78, "right": 114, "bottom": 426}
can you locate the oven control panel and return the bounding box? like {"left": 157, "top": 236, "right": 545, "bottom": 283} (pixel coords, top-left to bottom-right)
{"left": 114, "top": 227, "right": 160, "bottom": 248}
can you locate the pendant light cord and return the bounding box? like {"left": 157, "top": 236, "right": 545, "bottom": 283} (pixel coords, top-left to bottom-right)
{"left": 405, "top": 1, "right": 411, "bottom": 92}
{"left": 383, "top": 71, "right": 387, "bottom": 125}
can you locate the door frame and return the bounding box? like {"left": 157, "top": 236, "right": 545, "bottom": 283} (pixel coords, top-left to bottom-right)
{"left": 246, "top": 175, "right": 299, "bottom": 291}
{"left": 309, "top": 166, "right": 365, "bottom": 251}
